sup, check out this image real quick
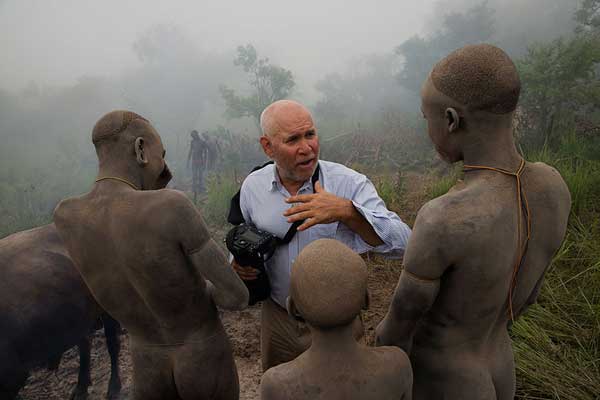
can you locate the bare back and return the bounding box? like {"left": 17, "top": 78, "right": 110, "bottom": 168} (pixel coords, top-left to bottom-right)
{"left": 261, "top": 346, "right": 412, "bottom": 400}
{"left": 412, "top": 162, "right": 569, "bottom": 348}
{"left": 400, "top": 162, "right": 570, "bottom": 398}
{"left": 54, "top": 187, "right": 221, "bottom": 344}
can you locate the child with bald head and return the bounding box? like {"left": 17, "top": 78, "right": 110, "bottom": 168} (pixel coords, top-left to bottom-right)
{"left": 376, "top": 44, "right": 570, "bottom": 399}
{"left": 260, "top": 239, "right": 412, "bottom": 400}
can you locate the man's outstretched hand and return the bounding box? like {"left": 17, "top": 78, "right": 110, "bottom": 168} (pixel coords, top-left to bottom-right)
{"left": 283, "top": 181, "right": 353, "bottom": 231}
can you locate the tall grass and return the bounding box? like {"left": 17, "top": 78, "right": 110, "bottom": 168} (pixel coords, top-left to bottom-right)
{"left": 513, "top": 214, "right": 600, "bottom": 399}
{"left": 374, "top": 171, "right": 406, "bottom": 212}
{"left": 201, "top": 174, "right": 239, "bottom": 227}
{"left": 516, "top": 136, "right": 600, "bottom": 399}
{"left": 425, "top": 163, "right": 463, "bottom": 201}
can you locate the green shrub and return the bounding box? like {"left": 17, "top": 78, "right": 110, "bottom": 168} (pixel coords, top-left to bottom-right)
{"left": 374, "top": 172, "right": 406, "bottom": 211}
{"left": 426, "top": 164, "right": 462, "bottom": 201}
{"left": 201, "top": 174, "right": 239, "bottom": 227}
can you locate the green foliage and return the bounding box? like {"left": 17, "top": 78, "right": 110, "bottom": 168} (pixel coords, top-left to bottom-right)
{"left": 513, "top": 135, "right": 600, "bottom": 399}
{"left": 219, "top": 44, "right": 295, "bottom": 130}
{"left": 516, "top": 0, "right": 600, "bottom": 150}
{"left": 425, "top": 164, "right": 463, "bottom": 201}
{"left": 201, "top": 174, "right": 239, "bottom": 227}
{"left": 513, "top": 214, "right": 600, "bottom": 399}
{"left": 373, "top": 172, "right": 406, "bottom": 212}
{"left": 395, "top": 1, "right": 495, "bottom": 93}
{"left": 575, "top": 0, "right": 600, "bottom": 30}
{"left": 516, "top": 34, "right": 600, "bottom": 148}
{"left": 526, "top": 134, "right": 600, "bottom": 216}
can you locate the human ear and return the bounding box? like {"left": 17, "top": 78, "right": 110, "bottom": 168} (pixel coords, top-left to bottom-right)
{"left": 362, "top": 290, "right": 370, "bottom": 310}
{"left": 135, "top": 137, "right": 148, "bottom": 166}
{"left": 260, "top": 135, "right": 273, "bottom": 158}
{"left": 445, "top": 108, "right": 460, "bottom": 133}
{"left": 286, "top": 297, "right": 305, "bottom": 322}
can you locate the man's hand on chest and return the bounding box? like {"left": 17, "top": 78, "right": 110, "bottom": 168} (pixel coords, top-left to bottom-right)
{"left": 283, "top": 181, "right": 354, "bottom": 231}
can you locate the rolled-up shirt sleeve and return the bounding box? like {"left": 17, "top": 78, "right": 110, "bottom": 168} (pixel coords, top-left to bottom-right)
{"left": 345, "top": 176, "right": 411, "bottom": 257}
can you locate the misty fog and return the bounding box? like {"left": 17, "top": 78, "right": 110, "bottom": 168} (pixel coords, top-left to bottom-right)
{"left": 0, "top": 0, "right": 584, "bottom": 234}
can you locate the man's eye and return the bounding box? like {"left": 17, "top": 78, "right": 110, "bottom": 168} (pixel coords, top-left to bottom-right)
{"left": 306, "top": 131, "right": 315, "bottom": 137}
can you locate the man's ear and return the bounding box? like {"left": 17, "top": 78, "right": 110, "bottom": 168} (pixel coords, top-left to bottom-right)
{"left": 362, "top": 289, "right": 370, "bottom": 310}
{"left": 286, "top": 297, "right": 305, "bottom": 322}
{"left": 445, "top": 108, "right": 461, "bottom": 133}
{"left": 259, "top": 135, "right": 273, "bottom": 158}
{"left": 135, "top": 137, "right": 148, "bottom": 166}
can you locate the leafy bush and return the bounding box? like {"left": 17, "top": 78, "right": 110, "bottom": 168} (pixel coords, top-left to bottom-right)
{"left": 201, "top": 174, "right": 239, "bottom": 227}
{"left": 425, "top": 164, "right": 463, "bottom": 201}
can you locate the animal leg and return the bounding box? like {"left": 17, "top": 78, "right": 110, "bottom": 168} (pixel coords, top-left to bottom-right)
{"left": 0, "top": 348, "right": 29, "bottom": 400}
{"left": 70, "top": 336, "right": 91, "bottom": 400}
{"left": 102, "top": 313, "right": 122, "bottom": 399}
{"left": 0, "top": 370, "right": 29, "bottom": 400}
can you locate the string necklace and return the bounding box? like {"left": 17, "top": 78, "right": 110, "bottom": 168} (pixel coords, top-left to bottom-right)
{"left": 95, "top": 176, "right": 140, "bottom": 191}
{"left": 463, "top": 158, "right": 531, "bottom": 321}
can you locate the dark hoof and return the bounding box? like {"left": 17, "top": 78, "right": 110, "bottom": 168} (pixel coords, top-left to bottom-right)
{"left": 106, "top": 377, "right": 122, "bottom": 399}
{"left": 70, "top": 385, "right": 89, "bottom": 400}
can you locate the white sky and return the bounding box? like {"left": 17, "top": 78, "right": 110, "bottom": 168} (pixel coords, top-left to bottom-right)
{"left": 0, "top": 0, "right": 435, "bottom": 91}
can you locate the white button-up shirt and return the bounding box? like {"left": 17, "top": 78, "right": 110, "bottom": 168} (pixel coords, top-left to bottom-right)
{"left": 240, "top": 160, "right": 411, "bottom": 307}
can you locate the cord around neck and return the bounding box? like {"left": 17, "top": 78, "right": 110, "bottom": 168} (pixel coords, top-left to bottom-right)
{"left": 463, "top": 158, "right": 531, "bottom": 321}
{"left": 95, "top": 176, "right": 140, "bottom": 191}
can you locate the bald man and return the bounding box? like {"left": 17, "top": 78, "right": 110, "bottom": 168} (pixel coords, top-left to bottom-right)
{"left": 376, "top": 44, "right": 571, "bottom": 399}
{"left": 54, "top": 110, "right": 249, "bottom": 400}
{"left": 232, "top": 100, "right": 411, "bottom": 371}
{"left": 260, "top": 239, "right": 413, "bottom": 400}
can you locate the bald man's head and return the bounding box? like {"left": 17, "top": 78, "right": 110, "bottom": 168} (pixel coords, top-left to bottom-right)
{"left": 290, "top": 239, "right": 367, "bottom": 329}
{"left": 430, "top": 44, "right": 520, "bottom": 114}
{"left": 260, "top": 100, "right": 313, "bottom": 137}
{"left": 92, "top": 110, "right": 148, "bottom": 145}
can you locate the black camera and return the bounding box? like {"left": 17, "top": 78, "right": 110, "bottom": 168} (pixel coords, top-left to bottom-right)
{"left": 226, "top": 223, "right": 278, "bottom": 305}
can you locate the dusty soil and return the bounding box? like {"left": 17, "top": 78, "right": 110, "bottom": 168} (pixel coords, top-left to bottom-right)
{"left": 18, "top": 257, "right": 402, "bottom": 400}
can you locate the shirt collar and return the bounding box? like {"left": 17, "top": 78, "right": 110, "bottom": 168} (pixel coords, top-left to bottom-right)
{"left": 269, "top": 161, "right": 320, "bottom": 193}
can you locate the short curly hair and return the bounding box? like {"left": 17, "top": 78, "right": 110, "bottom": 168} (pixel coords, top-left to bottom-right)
{"left": 431, "top": 44, "right": 521, "bottom": 114}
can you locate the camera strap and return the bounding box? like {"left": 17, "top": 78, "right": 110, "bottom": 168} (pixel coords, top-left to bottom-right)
{"left": 227, "top": 161, "right": 274, "bottom": 225}
{"left": 227, "top": 161, "right": 321, "bottom": 246}
{"left": 277, "top": 164, "right": 320, "bottom": 245}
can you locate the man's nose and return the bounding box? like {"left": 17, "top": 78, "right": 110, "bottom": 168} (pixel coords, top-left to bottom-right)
{"left": 298, "top": 138, "right": 313, "bottom": 154}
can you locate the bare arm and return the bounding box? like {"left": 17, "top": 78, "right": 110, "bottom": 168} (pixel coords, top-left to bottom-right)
{"left": 187, "top": 238, "right": 249, "bottom": 310}
{"left": 173, "top": 191, "right": 249, "bottom": 310}
{"left": 375, "top": 203, "right": 448, "bottom": 353}
{"left": 376, "top": 272, "right": 440, "bottom": 353}
{"left": 514, "top": 273, "right": 545, "bottom": 320}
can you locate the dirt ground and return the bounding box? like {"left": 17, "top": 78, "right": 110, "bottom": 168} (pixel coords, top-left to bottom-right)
{"left": 18, "top": 256, "right": 402, "bottom": 400}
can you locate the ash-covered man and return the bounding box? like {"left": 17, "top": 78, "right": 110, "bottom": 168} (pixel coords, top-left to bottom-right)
{"left": 233, "top": 100, "right": 411, "bottom": 371}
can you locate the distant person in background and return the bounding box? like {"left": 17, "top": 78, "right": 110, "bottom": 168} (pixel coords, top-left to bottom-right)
{"left": 187, "top": 130, "right": 208, "bottom": 199}
{"left": 202, "top": 131, "right": 221, "bottom": 172}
